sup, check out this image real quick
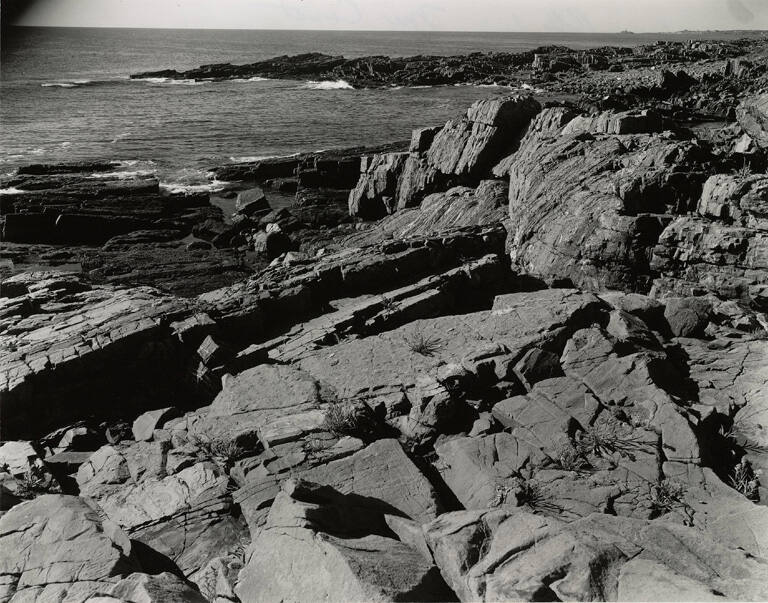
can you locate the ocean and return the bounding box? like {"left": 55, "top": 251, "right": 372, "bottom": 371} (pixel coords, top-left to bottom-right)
{"left": 2, "top": 27, "right": 762, "bottom": 191}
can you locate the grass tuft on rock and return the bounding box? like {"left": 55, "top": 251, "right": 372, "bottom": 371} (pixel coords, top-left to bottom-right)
{"left": 404, "top": 331, "right": 443, "bottom": 357}
{"left": 729, "top": 459, "right": 760, "bottom": 501}
{"left": 14, "top": 468, "right": 61, "bottom": 500}
{"left": 734, "top": 160, "right": 753, "bottom": 182}
{"left": 323, "top": 403, "right": 365, "bottom": 438}
{"left": 190, "top": 434, "right": 246, "bottom": 468}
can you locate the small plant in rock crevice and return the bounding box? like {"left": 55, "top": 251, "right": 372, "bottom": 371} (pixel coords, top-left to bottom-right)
{"left": 323, "top": 403, "right": 365, "bottom": 438}
{"left": 649, "top": 478, "right": 693, "bottom": 524}
{"left": 734, "top": 160, "right": 753, "bottom": 182}
{"left": 516, "top": 480, "right": 546, "bottom": 510}
{"left": 551, "top": 442, "right": 590, "bottom": 472}
{"left": 720, "top": 409, "right": 768, "bottom": 455}
{"left": 304, "top": 437, "right": 328, "bottom": 454}
{"left": 490, "top": 480, "right": 516, "bottom": 508}
{"left": 14, "top": 467, "right": 61, "bottom": 500}
{"left": 729, "top": 459, "right": 761, "bottom": 501}
{"left": 190, "top": 434, "right": 247, "bottom": 470}
{"left": 380, "top": 296, "right": 397, "bottom": 315}
{"left": 576, "top": 423, "right": 652, "bottom": 462}
{"left": 514, "top": 479, "right": 562, "bottom": 515}
{"left": 404, "top": 331, "right": 443, "bottom": 357}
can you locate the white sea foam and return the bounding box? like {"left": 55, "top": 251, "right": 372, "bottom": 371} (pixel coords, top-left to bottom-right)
{"left": 41, "top": 79, "right": 93, "bottom": 88}
{"left": 117, "top": 159, "right": 157, "bottom": 168}
{"left": 136, "top": 77, "right": 205, "bottom": 85}
{"left": 0, "top": 187, "right": 24, "bottom": 195}
{"left": 137, "top": 77, "right": 171, "bottom": 84}
{"left": 228, "top": 152, "right": 300, "bottom": 163}
{"left": 168, "top": 80, "right": 207, "bottom": 86}
{"left": 160, "top": 179, "right": 228, "bottom": 194}
{"left": 303, "top": 80, "right": 354, "bottom": 90}
{"left": 232, "top": 76, "right": 271, "bottom": 83}
{"left": 158, "top": 166, "right": 229, "bottom": 194}
{"left": 88, "top": 170, "right": 154, "bottom": 180}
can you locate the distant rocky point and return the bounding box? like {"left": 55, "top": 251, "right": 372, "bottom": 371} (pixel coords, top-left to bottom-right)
{"left": 130, "top": 38, "right": 755, "bottom": 91}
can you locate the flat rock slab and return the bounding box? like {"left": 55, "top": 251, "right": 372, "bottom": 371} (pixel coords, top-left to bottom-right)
{"left": 236, "top": 439, "right": 441, "bottom": 530}
{"left": 298, "top": 289, "right": 603, "bottom": 399}
{"left": 188, "top": 364, "right": 323, "bottom": 446}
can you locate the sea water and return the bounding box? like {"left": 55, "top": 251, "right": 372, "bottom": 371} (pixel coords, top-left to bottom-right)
{"left": 2, "top": 27, "right": 760, "bottom": 191}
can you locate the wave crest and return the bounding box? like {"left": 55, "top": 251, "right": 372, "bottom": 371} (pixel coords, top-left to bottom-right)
{"left": 232, "top": 76, "right": 271, "bottom": 83}
{"left": 303, "top": 80, "right": 354, "bottom": 90}
{"left": 41, "top": 79, "right": 92, "bottom": 88}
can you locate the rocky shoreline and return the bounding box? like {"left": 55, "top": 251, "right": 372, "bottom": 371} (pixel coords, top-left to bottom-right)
{"left": 2, "top": 37, "right": 768, "bottom": 602}
{"left": 132, "top": 37, "right": 765, "bottom": 117}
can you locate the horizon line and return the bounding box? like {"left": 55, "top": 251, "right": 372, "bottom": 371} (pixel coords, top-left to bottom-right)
{"left": 10, "top": 24, "right": 768, "bottom": 35}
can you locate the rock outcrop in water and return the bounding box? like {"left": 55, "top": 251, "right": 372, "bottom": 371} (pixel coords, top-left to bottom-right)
{"left": 130, "top": 39, "right": 754, "bottom": 93}
{"left": 5, "top": 36, "right": 768, "bottom": 603}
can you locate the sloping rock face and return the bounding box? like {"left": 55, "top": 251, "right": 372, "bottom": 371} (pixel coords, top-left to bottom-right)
{"left": 198, "top": 223, "right": 507, "bottom": 342}
{"left": 0, "top": 495, "right": 141, "bottom": 601}
{"left": 349, "top": 96, "right": 540, "bottom": 218}
{"left": 498, "top": 107, "right": 714, "bottom": 291}
{"left": 78, "top": 455, "right": 245, "bottom": 578}
{"left": 94, "top": 572, "right": 209, "bottom": 602}
{"left": 347, "top": 152, "right": 409, "bottom": 219}
{"left": 345, "top": 180, "right": 508, "bottom": 246}
{"left": 736, "top": 93, "right": 768, "bottom": 148}
{"left": 0, "top": 273, "right": 212, "bottom": 440}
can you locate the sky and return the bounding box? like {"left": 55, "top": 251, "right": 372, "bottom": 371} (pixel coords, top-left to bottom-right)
{"left": 12, "top": 0, "right": 768, "bottom": 32}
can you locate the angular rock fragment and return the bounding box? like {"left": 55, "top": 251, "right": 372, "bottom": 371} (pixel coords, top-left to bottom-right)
{"left": 235, "top": 479, "right": 455, "bottom": 602}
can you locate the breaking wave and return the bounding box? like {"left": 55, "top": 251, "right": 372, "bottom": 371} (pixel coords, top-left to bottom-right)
{"left": 41, "top": 79, "right": 94, "bottom": 88}
{"left": 135, "top": 77, "right": 207, "bottom": 86}
{"left": 303, "top": 80, "right": 354, "bottom": 90}
{"left": 232, "top": 76, "right": 271, "bottom": 83}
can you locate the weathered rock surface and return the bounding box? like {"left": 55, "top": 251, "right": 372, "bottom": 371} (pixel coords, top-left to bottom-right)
{"left": 349, "top": 96, "right": 540, "bottom": 217}
{"left": 500, "top": 107, "right": 713, "bottom": 291}
{"left": 346, "top": 180, "right": 508, "bottom": 246}
{"left": 736, "top": 93, "right": 768, "bottom": 148}
{"left": 424, "top": 510, "right": 768, "bottom": 602}
{"left": 94, "top": 572, "right": 209, "bottom": 602}
{"left": 0, "top": 274, "right": 204, "bottom": 439}
{"left": 651, "top": 168, "right": 768, "bottom": 303}
{"left": 235, "top": 479, "right": 455, "bottom": 602}
{"left": 77, "top": 447, "right": 244, "bottom": 578}
{"left": 235, "top": 439, "right": 441, "bottom": 530}
{"left": 198, "top": 223, "right": 506, "bottom": 341}
{"left": 8, "top": 57, "right": 768, "bottom": 602}
{"left": 0, "top": 495, "right": 141, "bottom": 601}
